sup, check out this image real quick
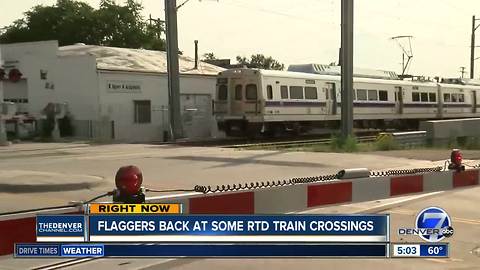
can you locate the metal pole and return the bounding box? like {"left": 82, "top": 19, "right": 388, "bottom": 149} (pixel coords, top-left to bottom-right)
{"left": 340, "top": 0, "right": 354, "bottom": 138}
{"left": 165, "top": 0, "right": 183, "bottom": 141}
{"left": 471, "top": 15, "right": 476, "bottom": 79}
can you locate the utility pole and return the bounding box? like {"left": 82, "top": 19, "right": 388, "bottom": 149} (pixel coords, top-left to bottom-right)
{"left": 460, "top": 66, "right": 467, "bottom": 78}
{"left": 165, "top": 0, "right": 183, "bottom": 141}
{"left": 470, "top": 15, "right": 480, "bottom": 79}
{"left": 340, "top": 0, "right": 354, "bottom": 138}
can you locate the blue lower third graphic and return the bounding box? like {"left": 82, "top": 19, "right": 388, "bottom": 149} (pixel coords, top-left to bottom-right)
{"left": 15, "top": 243, "right": 387, "bottom": 257}
{"left": 15, "top": 244, "right": 60, "bottom": 257}
{"left": 60, "top": 244, "right": 105, "bottom": 257}
{"left": 420, "top": 244, "right": 449, "bottom": 257}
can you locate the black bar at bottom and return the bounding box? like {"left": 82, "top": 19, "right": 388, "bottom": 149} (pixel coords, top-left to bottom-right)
{"left": 104, "top": 243, "right": 387, "bottom": 257}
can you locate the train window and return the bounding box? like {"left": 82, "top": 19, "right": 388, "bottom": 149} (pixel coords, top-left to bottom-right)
{"left": 429, "top": 93, "right": 436, "bottom": 102}
{"left": 353, "top": 89, "right": 356, "bottom": 100}
{"left": 218, "top": 85, "right": 228, "bottom": 100}
{"left": 235, "top": 84, "right": 243, "bottom": 100}
{"left": 444, "top": 93, "right": 451, "bottom": 102}
{"left": 281, "top": 85, "right": 288, "bottom": 99}
{"left": 458, "top": 93, "right": 465, "bottom": 102}
{"left": 357, "top": 89, "right": 367, "bottom": 100}
{"left": 267, "top": 85, "right": 273, "bottom": 100}
{"left": 289, "top": 86, "right": 304, "bottom": 99}
{"left": 379, "top": 90, "right": 388, "bottom": 101}
{"left": 368, "top": 90, "right": 378, "bottom": 101}
{"left": 451, "top": 93, "right": 458, "bottom": 102}
{"left": 420, "top": 92, "right": 428, "bottom": 102}
{"left": 412, "top": 92, "right": 420, "bottom": 102}
{"left": 246, "top": 84, "right": 258, "bottom": 100}
{"left": 305, "top": 87, "right": 318, "bottom": 99}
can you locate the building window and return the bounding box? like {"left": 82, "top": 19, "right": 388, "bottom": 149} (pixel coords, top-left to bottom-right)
{"left": 267, "top": 85, "right": 273, "bottom": 100}
{"left": 412, "top": 92, "right": 420, "bottom": 102}
{"left": 246, "top": 84, "right": 258, "bottom": 100}
{"left": 451, "top": 93, "right": 458, "bottom": 102}
{"left": 357, "top": 89, "right": 367, "bottom": 101}
{"left": 378, "top": 90, "right": 388, "bottom": 101}
{"left": 458, "top": 93, "right": 465, "bottom": 102}
{"left": 289, "top": 86, "right": 304, "bottom": 99}
{"left": 134, "top": 100, "right": 151, "bottom": 123}
{"left": 420, "top": 92, "right": 428, "bottom": 102}
{"left": 305, "top": 87, "right": 318, "bottom": 99}
{"left": 429, "top": 93, "right": 436, "bottom": 102}
{"left": 218, "top": 85, "right": 227, "bottom": 100}
{"left": 280, "top": 85, "right": 288, "bottom": 99}
{"left": 235, "top": 84, "right": 243, "bottom": 100}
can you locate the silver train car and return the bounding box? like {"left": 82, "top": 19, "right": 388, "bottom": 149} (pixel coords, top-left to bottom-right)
{"left": 213, "top": 68, "right": 480, "bottom": 137}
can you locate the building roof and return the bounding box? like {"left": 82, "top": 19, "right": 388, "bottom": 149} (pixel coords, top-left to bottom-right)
{"left": 58, "top": 44, "right": 224, "bottom": 76}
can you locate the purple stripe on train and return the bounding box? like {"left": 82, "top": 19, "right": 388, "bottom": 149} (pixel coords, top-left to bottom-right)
{"left": 264, "top": 101, "right": 473, "bottom": 108}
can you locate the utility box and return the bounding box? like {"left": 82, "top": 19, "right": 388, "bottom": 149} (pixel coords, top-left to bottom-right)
{"left": 420, "top": 118, "right": 480, "bottom": 145}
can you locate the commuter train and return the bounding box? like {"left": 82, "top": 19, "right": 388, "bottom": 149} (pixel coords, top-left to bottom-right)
{"left": 213, "top": 68, "right": 480, "bottom": 137}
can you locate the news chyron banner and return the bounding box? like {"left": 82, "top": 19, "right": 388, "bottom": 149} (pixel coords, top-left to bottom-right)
{"left": 88, "top": 215, "right": 388, "bottom": 242}
{"left": 16, "top": 202, "right": 392, "bottom": 258}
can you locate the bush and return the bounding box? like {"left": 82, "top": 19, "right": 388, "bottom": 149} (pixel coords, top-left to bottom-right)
{"left": 464, "top": 137, "right": 480, "bottom": 150}
{"left": 330, "top": 134, "right": 358, "bottom": 152}
{"left": 375, "top": 135, "right": 399, "bottom": 151}
{"left": 447, "top": 135, "right": 458, "bottom": 148}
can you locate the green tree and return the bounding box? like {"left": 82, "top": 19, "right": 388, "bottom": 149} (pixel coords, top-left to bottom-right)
{"left": 203, "top": 52, "right": 217, "bottom": 60}
{"left": 236, "top": 54, "right": 284, "bottom": 70}
{"left": 0, "top": 0, "right": 165, "bottom": 50}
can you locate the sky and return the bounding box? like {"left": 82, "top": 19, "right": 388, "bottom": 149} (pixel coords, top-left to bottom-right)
{"left": 1, "top": 0, "right": 479, "bottom": 78}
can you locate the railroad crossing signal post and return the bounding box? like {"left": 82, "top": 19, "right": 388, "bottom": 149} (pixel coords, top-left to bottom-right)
{"left": 340, "top": 0, "right": 354, "bottom": 138}
{"left": 165, "top": 0, "right": 183, "bottom": 141}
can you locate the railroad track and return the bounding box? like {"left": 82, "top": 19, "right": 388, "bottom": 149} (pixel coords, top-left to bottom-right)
{"left": 224, "top": 135, "right": 377, "bottom": 149}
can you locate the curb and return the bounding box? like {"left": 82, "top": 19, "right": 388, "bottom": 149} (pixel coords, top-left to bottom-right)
{"left": 0, "top": 181, "right": 105, "bottom": 193}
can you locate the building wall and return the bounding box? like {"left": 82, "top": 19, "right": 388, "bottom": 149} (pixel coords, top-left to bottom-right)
{"left": 0, "top": 41, "right": 59, "bottom": 117}
{"left": 55, "top": 55, "right": 99, "bottom": 121}
{"left": 97, "top": 71, "right": 218, "bottom": 142}
{"left": 1, "top": 40, "right": 221, "bottom": 142}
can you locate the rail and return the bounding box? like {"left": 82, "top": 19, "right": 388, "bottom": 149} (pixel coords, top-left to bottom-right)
{"left": 225, "top": 135, "right": 377, "bottom": 149}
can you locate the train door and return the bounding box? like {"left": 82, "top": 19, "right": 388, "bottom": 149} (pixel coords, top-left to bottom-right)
{"left": 395, "top": 86, "right": 403, "bottom": 114}
{"left": 325, "top": 83, "right": 337, "bottom": 115}
{"left": 230, "top": 80, "right": 244, "bottom": 116}
{"left": 472, "top": 90, "right": 477, "bottom": 113}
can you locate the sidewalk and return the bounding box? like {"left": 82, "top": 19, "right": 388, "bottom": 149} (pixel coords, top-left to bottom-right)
{"left": 0, "top": 170, "right": 105, "bottom": 193}
{"left": 0, "top": 142, "right": 90, "bottom": 153}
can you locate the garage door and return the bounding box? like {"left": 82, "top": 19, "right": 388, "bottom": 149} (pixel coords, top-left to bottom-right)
{"left": 180, "top": 94, "right": 213, "bottom": 139}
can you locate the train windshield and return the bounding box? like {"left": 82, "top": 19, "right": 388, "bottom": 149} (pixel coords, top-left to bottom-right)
{"left": 245, "top": 84, "right": 258, "bottom": 100}
{"left": 217, "top": 84, "right": 228, "bottom": 100}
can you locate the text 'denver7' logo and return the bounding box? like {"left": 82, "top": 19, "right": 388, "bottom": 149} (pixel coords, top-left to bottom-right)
{"left": 398, "top": 207, "right": 454, "bottom": 242}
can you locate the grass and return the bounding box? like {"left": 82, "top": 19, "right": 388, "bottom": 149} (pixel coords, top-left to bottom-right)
{"left": 329, "top": 135, "right": 358, "bottom": 152}
{"left": 242, "top": 135, "right": 480, "bottom": 153}
{"left": 375, "top": 135, "right": 400, "bottom": 151}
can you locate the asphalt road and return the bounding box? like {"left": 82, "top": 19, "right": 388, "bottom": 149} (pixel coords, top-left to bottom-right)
{"left": 0, "top": 143, "right": 452, "bottom": 212}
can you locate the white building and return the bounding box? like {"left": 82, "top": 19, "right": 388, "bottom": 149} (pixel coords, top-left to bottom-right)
{"left": 0, "top": 40, "right": 224, "bottom": 142}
